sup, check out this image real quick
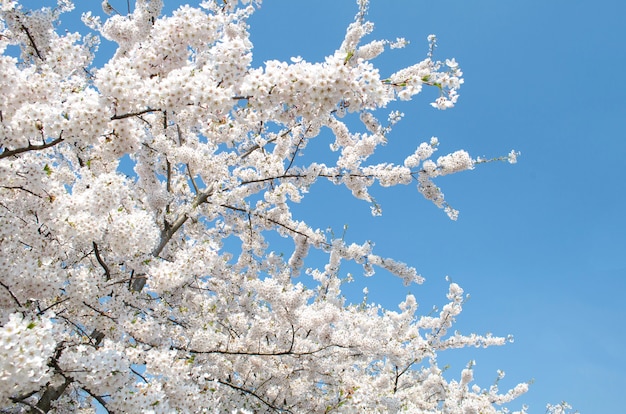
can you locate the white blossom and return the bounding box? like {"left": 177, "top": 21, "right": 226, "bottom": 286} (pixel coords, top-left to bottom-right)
{"left": 0, "top": 1, "right": 545, "bottom": 413}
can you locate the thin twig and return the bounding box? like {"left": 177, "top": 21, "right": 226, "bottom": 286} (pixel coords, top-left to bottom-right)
{"left": 37, "top": 297, "right": 70, "bottom": 315}
{"left": 111, "top": 108, "right": 157, "bottom": 120}
{"left": 0, "top": 281, "right": 22, "bottom": 308}
{"left": 1, "top": 185, "right": 42, "bottom": 198}
{"left": 82, "top": 301, "right": 117, "bottom": 321}
{"left": 81, "top": 387, "right": 110, "bottom": 413}
{"left": 219, "top": 203, "right": 330, "bottom": 248}
{"left": 240, "top": 126, "right": 296, "bottom": 159}
{"left": 21, "top": 24, "right": 43, "bottom": 60}
{"left": 131, "top": 366, "right": 148, "bottom": 383}
{"left": 217, "top": 379, "right": 293, "bottom": 414}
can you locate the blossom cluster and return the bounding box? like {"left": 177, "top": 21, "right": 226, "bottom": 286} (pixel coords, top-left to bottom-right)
{"left": 0, "top": 0, "right": 543, "bottom": 413}
{"left": 0, "top": 313, "right": 55, "bottom": 405}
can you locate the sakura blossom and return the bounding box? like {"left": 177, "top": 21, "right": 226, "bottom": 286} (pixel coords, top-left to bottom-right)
{"left": 0, "top": 0, "right": 569, "bottom": 413}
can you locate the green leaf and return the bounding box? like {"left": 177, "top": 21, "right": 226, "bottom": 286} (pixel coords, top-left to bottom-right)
{"left": 344, "top": 50, "right": 354, "bottom": 64}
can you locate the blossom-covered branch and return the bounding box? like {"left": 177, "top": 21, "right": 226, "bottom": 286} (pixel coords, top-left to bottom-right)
{"left": 0, "top": 0, "right": 553, "bottom": 412}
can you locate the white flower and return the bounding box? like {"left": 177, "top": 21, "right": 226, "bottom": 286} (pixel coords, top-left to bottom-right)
{"left": 101, "top": 0, "right": 114, "bottom": 15}
{"left": 445, "top": 58, "right": 459, "bottom": 68}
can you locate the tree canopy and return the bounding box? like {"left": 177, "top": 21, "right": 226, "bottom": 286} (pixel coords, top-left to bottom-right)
{"left": 0, "top": 1, "right": 572, "bottom": 413}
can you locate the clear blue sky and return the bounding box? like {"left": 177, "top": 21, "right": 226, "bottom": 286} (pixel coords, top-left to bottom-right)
{"left": 22, "top": 1, "right": 626, "bottom": 412}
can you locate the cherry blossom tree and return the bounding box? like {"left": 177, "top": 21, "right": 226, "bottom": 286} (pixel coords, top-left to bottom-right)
{"left": 0, "top": 0, "right": 561, "bottom": 412}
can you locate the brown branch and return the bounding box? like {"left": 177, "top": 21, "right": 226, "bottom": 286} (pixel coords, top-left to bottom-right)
{"left": 21, "top": 24, "right": 43, "bottom": 60}
{"left": 30, "top": 377, "right": 71, "bottom": 413}
{"left": 240, "top": 126, "right": 296, "bottom": 159}
{"left": 129, "top": 271, "right": 147, "bottom": 292}
{"left": 152, "top": 184, "right": 214, "bottom": 257}
{"left": 81, "top": 386, "right": 110, "bottom": 413}
{"left": 131, "top": 366, "right": 148, "bottom": 383}
{"left": 57, "top": 314, "right": 92, "bottom": 340}
{"left": 219, "top": 203, "right": 330, "bottom": 248}
{"left": 284, "top": 134, "right": 305, "bottom": 174}
{"left": 31, "top": 343, "right": 72, "bottom": 413}
{"left": 238, "top": 170, "right": 385, "bottom": 186}
{"left": 82, "top": 301, "right": 117, "bottom": 322}
{"left": 1, "top": 185, "right": 43, "bottom": 198}
{"left": 0, "top": 136, "right": 64, "bottom": 159}
{"left": 181, "top": 342, "right": 350, "bottom": 358}
{"left": 92, "top": 242, "right": 111, "bottom": 281}
{"left": 0, "top": 281, "right": 22, "bottom": 308}
{"left": 10, "top": 395, "right": 45, "bottom": 414}
{"left": 127, "top": 324, "right": 353, "bottom": 359}
{"left": 37, "top": 297, "right": 70, "bottom": 315}
{"left": 216, "top": 379, "right": 293, "bottom": 414}
{"left": 240, "top": 173, "right": 305, "bottom": 186}
{"left": 111, "top": 108, "right": 158, "bottom": 120}
{"left": 393, "top": 357, "right": 421, "bottom": 394}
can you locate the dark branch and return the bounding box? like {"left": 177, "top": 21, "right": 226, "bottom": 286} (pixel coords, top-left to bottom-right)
{"left": 217, "top": 379, "right": 292, "bottom": 414}
{"left": 240, "top": 126, "right": 296, "bottom": 159}
{"left": 111, "top": 108, "right": 158, "bottom": 120}
{"left": 21, "top": 24, "right": 43, "bottom": 60}
{"left": 82, "top": 301, "right": 117, "bottom": 322}
{"left": 284, "top": 134, "right": 305, "bottom": 174}
{"left": 92, "top": 242, "right": 111, "bottom": 281}
{"left": 81, "top": 386, "right": 110, "bottom": 413}
{"left": 1, "top": 185, "right": 43, "bottom": 198}
{"left": 129, "top": 271, "right": 147, "bottom": 292}
{"left": 32, "top": 343, "right": 72, "bottom": 414}
{"left": 0, "top": 136, "right": 64, "bottom": 159}
{"left": 179, "top": 342, "right": 350, "bottom": 358}
{"left": 37, "top": 297, "right": 70, "bottom": 315}
{"left": 131, "top": 366, "right": 148, "bottom": 383}
{"left": 152, "top": 184, "right": 214, "bottom": 257}
{"left": 0, "top": 281, "right": 22, "bottom": 308}
{"left": 219, "top": 203, "right": 330, "bottom": 248}
{"left": 10, "top": 396, "right": 45, "bottom": 414}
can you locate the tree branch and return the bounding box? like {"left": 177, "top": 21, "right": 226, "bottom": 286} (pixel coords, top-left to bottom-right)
{"left": 21, "top": 23, "right": 43, "bottom": 60}
{"left": 1, "top": 185, "right": 44, "bottom": 198}
{"left": 152, "top": 184, "right": 214, "bottom": 257}
{"left": 11, "top": 396, "right": 45, "bottom": 414}
{"left": 81, "top": 386, "right": 110, "bottom": 413}
{"left": 240, "top": 126, "right": 296, "bottom": 159}
{"left": 131, "top": 366, "right": 148, "bottom": 383}
{"left": 31, "top": 344, "right": 72, "bottom": 413}
{"left": 0, "top": 136, "right": 64, "bottom": 159}
{"left": 216, "top": 379, "right": 293, "bottom": 414}
{"left": 111, "top": 108, "right": 158, "bottom": 120}
{"left": 37, "top": 297, "right": 70, "bottom": 315}
{"left": 82, "top": 301, "right": 117, "bottom": 322}
{"left": 186, "top": 164, "right": 199, "bottom": 194}
{"left": 0, "top": 280, "right": 22, "bottom": 308}
{"left": 219, "top": 203, "right": 330, "bottom": 248}
{"left": 92, "top": 242, "right": 111, "bottom": 281}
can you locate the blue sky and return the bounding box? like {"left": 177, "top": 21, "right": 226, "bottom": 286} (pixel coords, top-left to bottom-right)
{"left": 15, "top": 0, "right": 626, "bottom": 412}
